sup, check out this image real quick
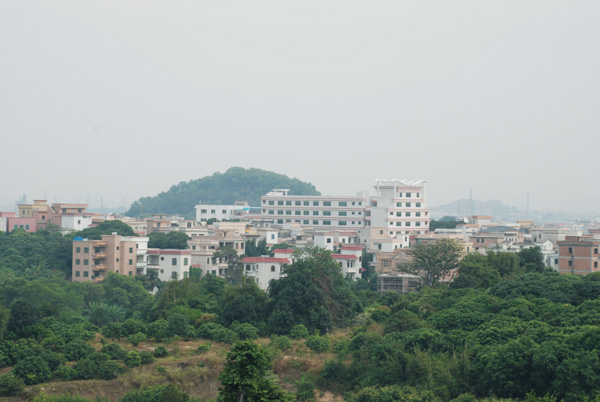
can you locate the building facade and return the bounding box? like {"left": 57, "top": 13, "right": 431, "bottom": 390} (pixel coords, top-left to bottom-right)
{"left": 558, "top": 235, "right": 600, "bottom": 275}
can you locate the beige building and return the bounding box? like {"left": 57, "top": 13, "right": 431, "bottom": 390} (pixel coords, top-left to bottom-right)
{"left": 72, "top": 233, "right": 148, "bottom": 282}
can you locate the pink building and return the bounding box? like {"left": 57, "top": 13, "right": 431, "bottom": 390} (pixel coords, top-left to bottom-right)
{"left": 6, "top": 217, "right": 37, "bottom": 233}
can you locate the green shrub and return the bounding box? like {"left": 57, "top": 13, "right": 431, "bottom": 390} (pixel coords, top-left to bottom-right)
{"left": 270, "top": 335, "right": 292, "bottom": 351}
{"left": 97, "top": 361, "right": 125, "bottom": 380}
{"left": 157, "top": 366, "right": 167, "bottom": 374}
{"left": 196, "top": 343, "right": 211, "bottom": 354}
{"left": 13, "top": 356, "right": 51, "bottom": 385}
{"left": 213, "top": 328, "right": 239, "bottom": 344}
{"left": 0, "top": 373, "right": 25, "bottom": 396}
{"left": 102, "top": 322, "right": 124, "bottom": 340}
{"left": 296, "top": 375, "right": 316, "bottom": 401}
{"left": 120, "top": 384, "right": 189, "bottom": 402}
{"left": 54, "top": 365, "right": 78, "bottom": 381}
{"left": 101, "top": 343, "right": 127, "bottom": 360}
{"left": 64, "top": 340, "right": 94, "bottom": 361}
{"left": 231, "top": 322, "right": 259, "bottom": 340}
{"left": 124, "top": 350, "right": 141, "bottom": 368}
{"left": 140, "top": 351, "right": 154, "bottom": 365}
{"left": 128, "top": 332, "right": 147, "bottom": 346}
{"left": 73, "top": 358, "right": 98, "bottom": 380}
{"left": 306, "top": 335, "right": 330, "bottom": 353}
{"left": 290, "top": 324, "right": 309, "bottom": 339}
{"left": 147, "top": 319, "right": 168, "bottom": 341}
{"left": 153, "top": 346, "right": 168, "bottom": 358}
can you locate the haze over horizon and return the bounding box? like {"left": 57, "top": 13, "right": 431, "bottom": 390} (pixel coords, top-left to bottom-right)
{"left": 1, "top": 1, "right": 598, "bottom": 214}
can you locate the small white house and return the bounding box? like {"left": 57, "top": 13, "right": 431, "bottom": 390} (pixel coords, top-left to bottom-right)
{"left": 241, "top": 257, "right": 290, "bottom": 290}
{"left": 146, "top": 249, "right": 191, "bottom": 281}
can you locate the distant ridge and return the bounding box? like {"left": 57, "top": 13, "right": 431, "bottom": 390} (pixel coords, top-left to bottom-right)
{"left": 126, "top": 167, "right": 320, "bottom": 219}
{"left": 432, "top": 199, "right": 520, "bottom": 220}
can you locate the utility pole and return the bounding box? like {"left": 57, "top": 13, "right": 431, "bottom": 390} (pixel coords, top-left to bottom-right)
{"left": 526, "top": 191, "right": 530, "bottom": 219}
{"left": 469, "top": 188, "right": 474, "bottom": 217}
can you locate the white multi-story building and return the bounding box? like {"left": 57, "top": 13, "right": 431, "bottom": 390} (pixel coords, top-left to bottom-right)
{"left": 368, "top": 179, "right": 430, "bottom": 236}
{"left": 260, "top": 180, "right": 430, "bottom": 238}
{"left": 241, "top": 256, "right": 290, "bottom": 290}
{"left": 260, "top": 189, "right": 368, "bottom": 230}
{"left": 146, "top": 249, "right": 192, "bottom": 281}
{"left": 195, "top": 201, "right": 254, "bottom": 222}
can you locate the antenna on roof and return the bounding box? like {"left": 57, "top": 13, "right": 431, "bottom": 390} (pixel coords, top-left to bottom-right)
{"left": 526, "top": 191, "right": 530, "bottom": 219}
{"left": 469, "top": 188, "right": 474, "bottom": 216}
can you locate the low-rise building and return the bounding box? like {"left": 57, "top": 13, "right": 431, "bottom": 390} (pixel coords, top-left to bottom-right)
{"left": 558, "top": 235, "right": 600, "bottom": 275}
{"left": 146, "top": 249, "right": 192, "bottom": 281}
{"left": 242, "top": 256, "right": 290, "bottom": 290}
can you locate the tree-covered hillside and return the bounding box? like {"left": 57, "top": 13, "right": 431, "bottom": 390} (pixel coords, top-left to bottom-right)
{"left": 126, "top": 167, "right": 320, "bottom": 219}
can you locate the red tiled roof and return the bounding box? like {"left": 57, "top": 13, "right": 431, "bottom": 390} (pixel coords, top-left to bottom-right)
{"left": 341, "top": 246, "right": 362, "bottom": 250}
{"left": 331, "top": 254, "right": 357, "bottom": 260}
{"left": 242, "top": 257, "right": 290, "bottom": 264}
{"left": 272, "top": 249, "right": 294, "bottom": 254}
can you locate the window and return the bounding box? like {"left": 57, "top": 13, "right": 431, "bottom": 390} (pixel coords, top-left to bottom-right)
{"left": 595, "top": 262, "right": 598, "bottom": 268}
{"left": 129, "top": 247, "right": 133, "bottom": 253}
{"left": 406, "top": 222, "right": 411, "bottom": 226}
{"left": 75, "top": 271, "right": 80, "bottom": 277}
{"left": 416, "top": 202, "right": 421, "bottom": 207}
{"left": 184, "top": 258, "right": 188, "bottom": 265}
{"left": 271, "top": 265, "right": 276, "bottom": 272}
{"left": 278, "top": 201, "right": 284, "bottom": 206}
{"left": 116, "top": 246, "right": 119, "bottom": 250}
{"left": 323, "top": 201, "right": 331, "bottom": 206}
{"left": 76, "top": 259, "right": 81, "bottom": 265}
{"left": 83, "top": 259, "right": 89, "bottom": 265}
{"left": 313, "top": 201, "right": 319, "bottom": 206}
{"left": 269, "top": 210, "right": 274, "bottom": 214}
{"left": 295, "top": 211, "right": 301, "bottom": 215}
{"left": 201, "top": 209, "right": 207, "bottom": 213}
{"left": 172, "top": 272, "right": 177, "bottom": 279}
{"left": 323, "top": 221, "right": 331, "bottom": 225}
{"left": 398, "top": 193, "right": 403, "bottom": 198}
{"left": 323, "top": 211, "right": 331, "bottom": 216}
{"left": 416, "top": 222, "right": 421, "bottom": 226}
{"left": 406, "top": 212, "right": 411, "bottom": 217}
{"left": 172, "top": 258, "right": 177, "bottom": 265}
{"left": 207, "top": 258, "right": 210, "bottom": 264}
{"left": 568, "top": 247, "right": 573, "bottom": 253}
{"left": 339, "top": 211, "right": 347, "bottom": 216}
{"left": 416, "top": 212, "right": 421, "bottom": 217}
{"left": 295, "top": 201, "right": 301, "bottom": 206}
{"left": 285, "top": 210, "right": 292, "bottom": 215}
{"left": 313, "top": 220, "right": 319, "bottom": 225}
{"left": 84, "top": 247, "right": 89, "bottom": 253}
{"left": 76, "top": 247, "right": 81, "bottom": 253}
{"left": 183, "top": 272, "right": 188, "bottom": 278}
{"left": 554, "top": 259, "right": 558, "bottom": 264}
{"left": 406, "top": 203, "right": 411, "bottom": 207}
{"left": 595, "top": 248, "right": 598, "bottom": 254}
{"left": 313, "top": 211, "right": 319, "bottom": 216}
{"left": 303, "top": 211, "right": 309, "bottom": 215}
{"left": 327, "top": 238, "right": 332, "bottom": 243}
{"left": 339, "top": 221, "right": 347, "bottom": 226}
{"left": 406, "top": 192, "right": 411, "bottom": 197}
{"left": 379, "top": 230, "right": 383, "bottom": 235}
{"left": 128, "top": 259, "right": 132, "bottom": 265}
{"left": 396, "top": 222, "right": 401, "bottom": 226}
{"left": 303, "top": 201, "right": 309, "bottom": 206}
{"left": 271, "top": 234, "right": 275, "bottom": 240}
{"left": 389, "top": 212, "right": 394, "bottom": 216}
{"left": 116, "top": 258, "right": 119, "bottom": 262}
{"left": 211, "top": 209, "right": 216, "bottom": 213}
{"left": 303, "top": 220, "right": 309, "bottom": 224}
{"left": 277, "top": 210, "right": 283, "bottom": 215}
{"left": 83, "top": 271, "right": 89, "bottom": 277}
{"left": 286, "top": 201, "right": 292, "bottom": 206}
{"left": 569, "top": 261, "right": 573, "bottom": 267}
{"left": 268, "top": 200, "right": 274, "bottom": 205}
{"left": 246, "top": 264, "right": 251, "bottom": 271}
{"left": 339, "top": 201, "right": 347, "bottom": 206}
{"left": 416, "top": 193, "right": 420, "bottom": 198}
{"left": 277, "top": 219, "right": 283, "bottom": 223}
{"left": 396, "top": 202, "right": 402, "bottom": 207}
{"left": 25, "top": 225, "right": 30, "bottom": 230}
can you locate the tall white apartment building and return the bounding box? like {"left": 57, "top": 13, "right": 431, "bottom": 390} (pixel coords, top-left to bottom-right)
{"left": 260, "top": 180, "right": 430, "bottom": 237}
{"left": 368, "top": 179, "right": 430, "bottom": 236}
{"left": 260, "top": 189, "right": 368, "bottom": 230}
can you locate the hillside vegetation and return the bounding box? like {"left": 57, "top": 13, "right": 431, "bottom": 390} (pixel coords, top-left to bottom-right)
{"left": 126, "top": 167, "right": 320, "bottom": 218}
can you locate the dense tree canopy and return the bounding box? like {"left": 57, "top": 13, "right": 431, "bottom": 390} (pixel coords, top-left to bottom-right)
{"left": 126, "top": 167, "right": 321, "bottom": 218}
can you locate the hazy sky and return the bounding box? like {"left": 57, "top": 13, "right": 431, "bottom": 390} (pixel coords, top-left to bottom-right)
{"left": 1, "top": 1, "right": 598, "bottom": 213}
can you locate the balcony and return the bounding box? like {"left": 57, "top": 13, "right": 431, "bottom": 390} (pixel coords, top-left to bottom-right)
{"left": 93, "top": 252, "right": 107, "bottom": 259}
{"left": 92, "top": 264, "right": 107, "bottom": 271}
{"left": 95, "top": 241, "right": 108, "bottom": 247}
{"left": 147, "top": 263, "right": 159, "bottom": 270}
{"left": 136, "top": 262, "right": 146, "bottom": 269}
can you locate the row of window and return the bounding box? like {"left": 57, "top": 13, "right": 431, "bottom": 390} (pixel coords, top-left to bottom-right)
{"left": 199, "top": 209, "right": 229, "bottom": 214}
{"left": 389, "top": 211, "right": 426, "bottom": 217}
{"left": 396, "top": 192, "right": 420, "bottom": 198}
{"left": 13, "top": 224, "right": 31, "bottom": 230}
{"left": 265, "top": 200, "right": 362, "bottom": 207}
{"left": 76, "top": 246, "right": 137, "bottom": 254}
{"left": 388, "top": 221, "right": 425, "bottom": 227}
{"left": 395, "top": 202, "right": 423, "bottom": 207}
{"left": 266, "top": 210, "right": 362, "bottom": 216}
{"left": 275, "top": 219, "right": 362, "bottom": 225}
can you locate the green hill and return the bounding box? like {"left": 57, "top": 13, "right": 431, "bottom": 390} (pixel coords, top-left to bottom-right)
{"left": 126, "top": 167, "right": 320, "bottom": 218}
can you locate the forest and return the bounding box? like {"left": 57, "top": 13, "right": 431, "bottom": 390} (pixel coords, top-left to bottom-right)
{"left": 2, "top": 228, "right": 600, "bottom": 402}
{"left": 125, "top": 167, "right": 321, "bottom": 219}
